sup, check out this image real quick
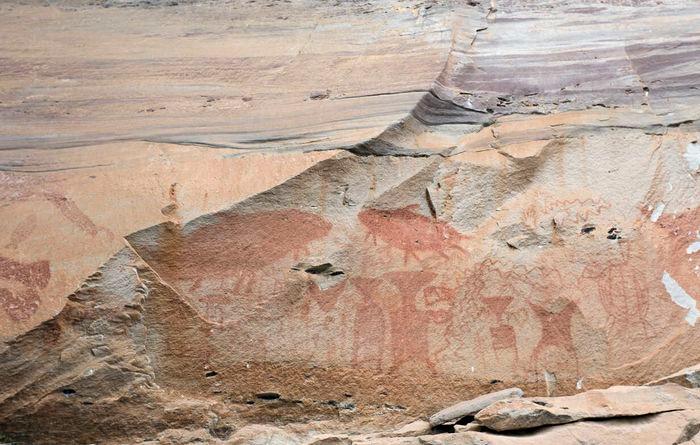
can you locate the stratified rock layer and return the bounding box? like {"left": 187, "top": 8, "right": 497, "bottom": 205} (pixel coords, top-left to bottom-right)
{"left": 0, "top": 0, "right": 699, "bottom": 443}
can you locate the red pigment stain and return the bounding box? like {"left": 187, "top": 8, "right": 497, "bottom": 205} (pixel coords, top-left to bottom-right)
{"left": 145, "top": 208, "right": 332, "bottom": 288}
{"left": 358, "top": 204, "right": 467, "bottom": 263}
{"left": 43, "top": 192, "right": 111, "bottom": 238}
{"left": 423, "top": 285, "right": 456, "bottom": 324}
{"left": 459, "top": 260, "right": 524, "bottom": 359}
{"left": 0, "top": 173, "right": 110, "bottom": 238}
{"left": 385, "top": 271, "right": 439, "bottom": 373}
{"left": 5, "top": 214, "right": 37, "bottom": 249}
{"left": 483, "top": 296, "right": 518, "bottom": 357}
{"left": 540, "top": 197, "right": 611, "bottom": 224}
{"left": 654, "top": 207, "right": 700, "bottom": 278}
{"left": 644, "top": 206, "right": 699, "bottom": 255}
{"left": 348, "top": 273, "right": 458, "bottom": 372}
{"left": 0, "top": 256, "right": 50, "bottom": 321}
{"left": 422, "top": 283, "right": 458, "bottom": 360}
{"left": 171, "top": 209, "right": 329, "bottom": 270}
{"left": 351, "top": 277, "right": 387, "bottom": 370}
{"left": 529, "top": 300, "right": 579, "bottom": 369}
{"left": 581, "top": 250, "right": 653, "bottom": 338}
{"left": 490, "top": 324, "right": 517, "bottom": 352}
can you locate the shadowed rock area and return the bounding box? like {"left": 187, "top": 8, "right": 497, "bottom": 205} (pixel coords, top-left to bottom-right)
{"left": 0, "top": 0, "right": 699, "bottom": 443}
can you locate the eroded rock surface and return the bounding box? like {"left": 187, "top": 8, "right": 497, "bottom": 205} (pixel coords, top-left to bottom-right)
{"left": 0, "top": 0, "right": 699, "bottom": 443}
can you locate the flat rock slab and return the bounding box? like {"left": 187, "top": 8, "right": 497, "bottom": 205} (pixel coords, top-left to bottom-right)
{"left": 429, "top": 388, "right": 524, "bottom": 427}
{"left": 414, "top": 409, "right": 700, "bottom": 445}
{"left": 475, "top": 384, "right": 700, "bottom": 432}
{"left": 306, "top": 434, "right": 352, "bottom": 445}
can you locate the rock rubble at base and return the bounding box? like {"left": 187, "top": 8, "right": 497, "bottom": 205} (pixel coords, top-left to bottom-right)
{"left": 475, "top": 384, "right": 700, "bottom": 432}
{"left": 295, "top": 383, "right": 700, "bottom": 445}
{"left": 193, "top": 379, "right": 700, "bottom": 445}
{"left": 428, "top": 388, "right": 524, "bottom": 427}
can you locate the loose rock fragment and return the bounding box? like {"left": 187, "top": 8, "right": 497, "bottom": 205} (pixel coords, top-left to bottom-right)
{"left": 306, "top": 434, "right": 352, "bottom": 445}
{"left": 416, "top": 409, "right": 700, "bottom": 444}
{"left": 646, "top": 363, "right": 700, "bottom": 389}
{"left": 475, "top": 384, "right": 700, "bottom": 432}
{"left": 429, "top": 388, "right": 524, "bottom": 427}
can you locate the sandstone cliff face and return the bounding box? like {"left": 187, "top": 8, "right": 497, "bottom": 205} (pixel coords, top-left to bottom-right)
{"left": 0, "top": 0, "right": 698, "bottom": 443}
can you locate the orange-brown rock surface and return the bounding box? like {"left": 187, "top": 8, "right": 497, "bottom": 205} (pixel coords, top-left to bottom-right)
{"left": 0, "top": 0, "right": 699, "bottom": 443}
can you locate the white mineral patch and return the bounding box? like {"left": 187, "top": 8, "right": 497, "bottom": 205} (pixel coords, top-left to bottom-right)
{"left": 544, "top": 370, "right": 557, "bottom": 396}
{"left": 689, "top": 241, "right": 700, "bottom": 255}
{"left": 650, "top": 202, "right": 665, "bottom": 222}
{"left": 662, "top": 272, "right": 699, "bottom": 326}
{"left": 685, "top": 142, "right": 700, "bottom": 171}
